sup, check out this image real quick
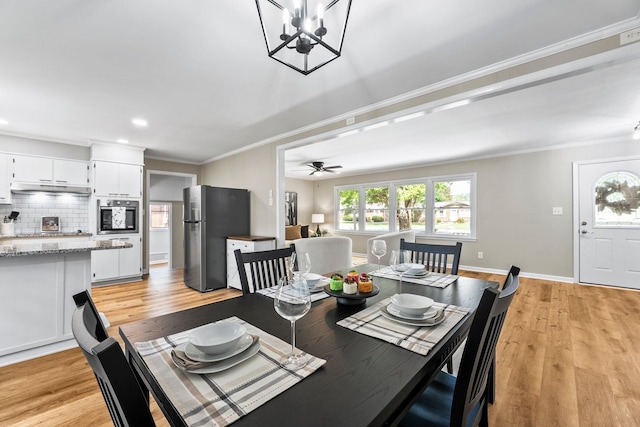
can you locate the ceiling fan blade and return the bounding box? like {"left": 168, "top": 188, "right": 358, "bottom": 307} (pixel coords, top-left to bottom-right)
{"left": 324, "top": 165, "right": 343, "bottom": 170}
{"left": 309, "top": 170, "right": 316, "bottom": 175}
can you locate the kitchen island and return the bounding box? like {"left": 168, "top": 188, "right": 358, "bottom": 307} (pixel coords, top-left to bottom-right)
{"left": 0, "top": 239, "right": 132, "bottom": 366}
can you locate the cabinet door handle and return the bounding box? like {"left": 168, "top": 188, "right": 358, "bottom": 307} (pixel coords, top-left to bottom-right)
{"left": 55, "top": 180, "right": 68, "bottom": 183}
{"left": 39, "top": 179, "right": 52, "bottom": 182}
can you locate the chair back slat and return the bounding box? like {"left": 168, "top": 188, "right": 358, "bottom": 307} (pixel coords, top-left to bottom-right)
{"left": 400, "top": 239, "right": 462, "bottom": 275}
{"left": 235, "top": 247, "right": 294, "bottom": 294}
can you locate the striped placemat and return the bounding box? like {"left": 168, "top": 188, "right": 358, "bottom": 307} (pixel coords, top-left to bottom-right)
{"left": 135, "top": 317, "right": 326, "bottom": 427}
{"left": 371, "top": 266, "right": 458, "bottom": 288}
{"left": 337, "top": 297, "right": 469, "bottom": 355}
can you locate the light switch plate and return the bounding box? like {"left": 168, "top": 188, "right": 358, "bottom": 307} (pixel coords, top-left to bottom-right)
{"left": 552, "top": 207, "right": 563, "bottom": 215}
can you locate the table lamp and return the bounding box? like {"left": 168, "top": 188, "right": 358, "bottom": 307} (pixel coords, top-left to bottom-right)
{"left": 311, "top": 213, "right": 325, "bottom": 235}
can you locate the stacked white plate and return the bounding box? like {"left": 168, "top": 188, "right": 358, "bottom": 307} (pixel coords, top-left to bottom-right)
{"left": 404, "top": 263, "right": 430, "bottom": 278}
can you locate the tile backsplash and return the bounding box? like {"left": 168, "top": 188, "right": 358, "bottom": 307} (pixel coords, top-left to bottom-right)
{"left": 0, "top": 193, "right": 90, "bottom": 234}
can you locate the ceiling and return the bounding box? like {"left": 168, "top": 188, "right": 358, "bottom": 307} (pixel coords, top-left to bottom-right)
{"left": 1, "top": 1, "right": 639, "bottom": 177}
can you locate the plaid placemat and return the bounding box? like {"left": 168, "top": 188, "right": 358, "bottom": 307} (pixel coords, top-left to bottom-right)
{"left": 256, "top": 279, "right": 331, "bottom": 302}
{"left": 337, "top": 297, "right": 469, "bottom": 355}
{"left": 371, "top": 266, "right": 458, "bottom": 288}
{"left": 135, "top": 317, "right": 326, "bottom": 427}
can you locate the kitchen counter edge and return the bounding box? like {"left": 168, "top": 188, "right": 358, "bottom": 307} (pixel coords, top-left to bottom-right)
{"left": 0, "top": 240, "right": 133, "bottom": 257}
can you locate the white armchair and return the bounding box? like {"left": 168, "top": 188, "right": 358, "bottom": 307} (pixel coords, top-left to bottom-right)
{"left": 366, "top": 230, "right": 416, "bottom": 265}
{"left": 290, "top": 236, "right": 352, "bottom": 275}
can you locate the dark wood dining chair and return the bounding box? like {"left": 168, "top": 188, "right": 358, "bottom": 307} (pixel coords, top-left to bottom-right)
{"left": 400, "top": 265, "right": 520, "bottom": 427}
{"left": 71, "top": 291, "right": 155, "bottom": 427}
{"left": 234, "top": 246, "right": 294, "bottom": 295}
{"left": 400, "top": 239, "right": 462, "bottom": 275}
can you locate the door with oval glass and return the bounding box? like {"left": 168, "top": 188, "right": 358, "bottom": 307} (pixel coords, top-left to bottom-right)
{"left": 577, "top": 159, "right": 640, "bottom": 289}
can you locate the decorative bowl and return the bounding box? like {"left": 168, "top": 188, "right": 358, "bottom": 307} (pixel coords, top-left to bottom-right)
{"left": 390, "top": 293, "right": 434, "bottom": 316}
{"left": 189, "top": 322, "right": 247, "bottom": 355}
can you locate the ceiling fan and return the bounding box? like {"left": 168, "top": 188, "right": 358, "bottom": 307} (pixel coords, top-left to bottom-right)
{"left": 307, "top": 161, "right": 342, "bottom": 176}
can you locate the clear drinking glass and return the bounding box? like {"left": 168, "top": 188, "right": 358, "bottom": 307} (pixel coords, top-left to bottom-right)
{"left": 390, "top": 249, "right": 412, "bottom": 287}
{"left": 290, "top": 251, "right": 311, "bottom": 279}
{"left": 274, "top": 276, "right": 311, "bottom": 369}
{"left": 371, "top": 240, "right": 387, "bottom": 272}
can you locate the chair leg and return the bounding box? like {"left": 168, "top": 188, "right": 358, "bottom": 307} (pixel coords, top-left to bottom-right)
{"left": 446, "top": 357, "right": 454, "bottom": 374}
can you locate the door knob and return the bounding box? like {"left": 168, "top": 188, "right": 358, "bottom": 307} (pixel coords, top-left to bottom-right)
{"left": 581, "top": 229, "right": 589, "bottom": 234}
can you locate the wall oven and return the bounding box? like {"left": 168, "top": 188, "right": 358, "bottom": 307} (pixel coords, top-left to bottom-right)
{"left": 97, "top": 199, "right": 139, "bottom": 234}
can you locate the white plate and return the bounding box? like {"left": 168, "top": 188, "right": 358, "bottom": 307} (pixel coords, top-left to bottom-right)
{"left": 380, "top": 305, "right": 445, "bottom": 327}
{"left": 387, "top": 303, "right": 438, "bottom": 320}
{"left": 309, "top": 278, "right": 329, "bottom": 293}
{"left": 403, "top": 270, "right": 430, "bottom": 278}
{"left": 185, "top": 333, "right": 254, "bottom": 362}
{"left": 174, "top": 337, "right": 261, "bottom": 374}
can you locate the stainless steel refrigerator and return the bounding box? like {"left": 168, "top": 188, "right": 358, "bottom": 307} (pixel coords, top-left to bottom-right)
{"left": 183, "top": 185, "right": 250, "bottom": 292}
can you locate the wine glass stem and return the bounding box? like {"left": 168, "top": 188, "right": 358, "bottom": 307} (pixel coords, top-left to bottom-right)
{"left": 290, "top": 320, "right": 296, "bottom": 356}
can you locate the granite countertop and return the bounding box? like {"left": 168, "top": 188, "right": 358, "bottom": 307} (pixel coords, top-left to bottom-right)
{"left": 0, "top": 239, "right": 132, "bottom": 257}
{"left": 0, "top": 232, "right": 93, "bottom": 240}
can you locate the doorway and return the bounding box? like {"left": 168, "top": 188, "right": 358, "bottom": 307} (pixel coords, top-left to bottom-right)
{"left": 575, "top": 158, "right": 640, "bottom": 289}
{"left": 146, "top": 171, "right": 197, "bottom": 273}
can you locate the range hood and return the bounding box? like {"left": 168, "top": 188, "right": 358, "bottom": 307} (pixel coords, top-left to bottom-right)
{"left": 10, "top": 182, "right": 91, "bottom": 196}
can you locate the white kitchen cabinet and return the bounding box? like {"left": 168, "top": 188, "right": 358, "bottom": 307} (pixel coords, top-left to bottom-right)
{"left": 11, "top": 155, "right": 52, "bottom": 183}
{"left": 93, "top": 161, "right": 142, "bottom": 198}
{"left": 53, "top": 159, "right": 89, "bottom": 186}
{"left": 226, "top": 236, "right": 276, "bottom": 290}
{"left": 11, "top": 155, "right": 88, "bottom": 187}
{"left": 0, "top": 154, "right": 10, "bottom": 204}
{"left": 91, "top": 235, "right": 142, "bottom": 283}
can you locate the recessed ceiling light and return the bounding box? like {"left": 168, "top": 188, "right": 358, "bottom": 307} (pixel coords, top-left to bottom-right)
{"left": 132, "top": 118, "right": 148, "bottom": 127}
{"left": 0, "top": 119, "right": 8, "bottom": 125}
{"left": 117, "top": 139, "right": 129, "bottom": 144}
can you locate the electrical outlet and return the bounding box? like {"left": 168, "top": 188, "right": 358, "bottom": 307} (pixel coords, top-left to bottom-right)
{"left": 346, "top": 116, "right": 355, "bottom": 125}
{"left": 552, "top": 207, "right": 563, "bottom": 215}
{"left": 621, "top": 28, "right": 640, "bottom": 45}
{"left": 478, "top": 252, "right": 483, "bottom": 259}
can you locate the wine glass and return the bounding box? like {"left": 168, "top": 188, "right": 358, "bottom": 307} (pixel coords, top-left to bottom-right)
{"left": 274, "top": 276, "right": 311, "bottom": 369}
{"left": 290, "top": 251, "right": 311, "bottom": 280}
{"left": 371, "top": 240, "right": 387, "bottom": 272}
{"left": 390, "top": 249, "right": 412, "bottom": 287}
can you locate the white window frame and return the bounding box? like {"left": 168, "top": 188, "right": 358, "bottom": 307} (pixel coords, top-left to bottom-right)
{"left": 334, "top": 173, "right": 476, "bottom": 240}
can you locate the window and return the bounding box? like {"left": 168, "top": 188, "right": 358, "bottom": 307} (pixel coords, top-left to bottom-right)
{"left": 150, "top": 203, "right": 170, "bottom": 228}
{"left": 365, "top": 186, "right": 389, "bottom": 232}
{"left": 334, "top": 173, "right": 476, "bottom": 239}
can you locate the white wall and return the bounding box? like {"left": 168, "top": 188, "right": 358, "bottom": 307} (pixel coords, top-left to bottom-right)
{"left": 149, "top": 174, "right": 193, "bottom": 201}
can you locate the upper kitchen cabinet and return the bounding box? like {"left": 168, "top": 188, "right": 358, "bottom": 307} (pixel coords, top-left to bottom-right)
{"left": 11, "top": 155, "right": 89, "bottom": 188}
{"left": 93, "top": 161, "right": 142, "bottom": 199}
{"left": 0, "top": 154, "right": 11, "bottom": 204}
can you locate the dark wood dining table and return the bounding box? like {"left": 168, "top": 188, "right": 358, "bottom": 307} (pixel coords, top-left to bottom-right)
{"left": 119, "top": 264, "right": 496, "bottom": 427}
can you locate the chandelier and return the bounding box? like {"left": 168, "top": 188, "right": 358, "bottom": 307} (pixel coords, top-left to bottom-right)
{"left": 255, "top": 0, "right": 352, "bottom": 75}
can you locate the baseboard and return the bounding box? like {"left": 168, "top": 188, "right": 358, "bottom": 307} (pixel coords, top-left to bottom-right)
{"left": 458, "top": 264, "right": 574, "bottom": 283}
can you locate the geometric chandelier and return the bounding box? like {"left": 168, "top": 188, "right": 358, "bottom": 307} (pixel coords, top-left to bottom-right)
{"left": 255, "top": 0, "right": 352, "bottom": 75}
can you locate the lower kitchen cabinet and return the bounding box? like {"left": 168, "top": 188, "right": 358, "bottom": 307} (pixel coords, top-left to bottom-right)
{"left": 92, "top": 235, "right": 142, "bottom": 283}
{"left": 226, "top": 236, "right": 276, "bottom": 290}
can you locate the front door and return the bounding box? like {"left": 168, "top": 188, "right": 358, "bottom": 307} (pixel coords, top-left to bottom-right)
{"left": 578, "top": 159, "right": 640, "bottom": 289}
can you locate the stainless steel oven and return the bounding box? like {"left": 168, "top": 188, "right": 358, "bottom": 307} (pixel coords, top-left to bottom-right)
{"left": 97, "top": 199, "right": 139, "bottom": 234}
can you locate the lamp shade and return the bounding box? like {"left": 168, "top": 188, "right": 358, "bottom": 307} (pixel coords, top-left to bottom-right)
{"left": 311, "top": 214, "right": 325, "bottom": 224}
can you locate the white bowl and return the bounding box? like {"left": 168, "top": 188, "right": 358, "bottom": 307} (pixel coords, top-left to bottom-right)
{"left": 189, "top": 322, "right": 247, "bottom": 355}
{"left": 305, "top": 273, "right": 324, "bottom": 287}
{"left": 406, "top": 263, "right": 426, "bottom": 275}
{"left": 390, "top": 293, "right": 434, "bottom": 316}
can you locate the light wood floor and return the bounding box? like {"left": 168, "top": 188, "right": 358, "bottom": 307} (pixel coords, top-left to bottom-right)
{"left": 1, "top": 266, "right": 638, "bottom": 426}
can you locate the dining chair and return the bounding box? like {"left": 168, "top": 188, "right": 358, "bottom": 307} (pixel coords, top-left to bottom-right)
{"left": 234, "top": 247, "right": 294, "bottom": 295}
{"left": 400, "top": 266, "right": 520, "bottom": 427}
{"left": 71, "top": 291, "right": 155, "bottom": 427}
{"left": 400, "top": 239, "right": 462, "bottom": 275}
